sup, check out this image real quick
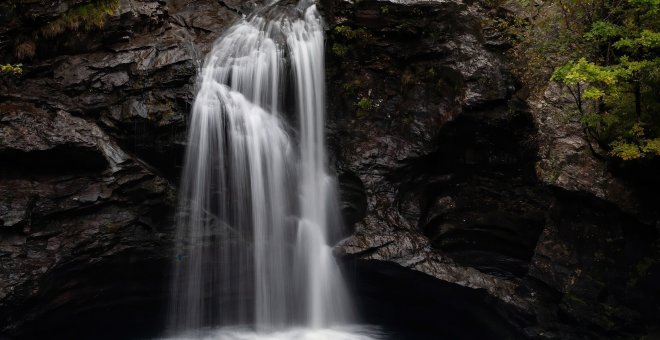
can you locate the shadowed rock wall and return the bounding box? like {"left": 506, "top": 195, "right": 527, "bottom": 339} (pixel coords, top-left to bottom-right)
{"left": 0, "top": 1, "right": 249, "bottom": 338}
{"left": 323, "top": 0, "right": 660, "bottom": 339}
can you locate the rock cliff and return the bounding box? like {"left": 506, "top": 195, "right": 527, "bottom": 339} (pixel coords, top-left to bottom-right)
{"left": 0, "top": 0, "right": 658, "bottom": 339}
{"left": 322, "top": 0, "right": 659, "bottom": 338}
{"left": 1, "top": 0, "right": 241, "bottom": 338}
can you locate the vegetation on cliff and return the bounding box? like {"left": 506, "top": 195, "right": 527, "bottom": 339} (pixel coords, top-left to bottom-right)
{"left": 507, "top": 0, "right": 660, "bottom": 161}
{"left": 0, "top": 64, "right": 22, "bottom": 76}
{"left": 40, "top": 0, "right": 120, "bottom": 38}
{"left": 3, "top": 0, "right": 119, "bottom": 61}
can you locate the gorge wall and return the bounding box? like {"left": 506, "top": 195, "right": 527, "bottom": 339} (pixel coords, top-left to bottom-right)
{"left": 321, "top": 1, "right": 660, "bottom": 339}
{"left": 0, "top": 0, "right": 658, "bottom": 339}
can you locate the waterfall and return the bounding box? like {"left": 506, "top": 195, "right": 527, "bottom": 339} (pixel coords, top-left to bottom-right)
{"left": 168, "top": 1, "right": 361, "bottom": 337}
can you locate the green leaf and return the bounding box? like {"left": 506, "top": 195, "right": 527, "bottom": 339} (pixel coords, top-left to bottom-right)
{"left": 585, "top": 21, "right": 623, "bottom": 43}
{"left": 610, "top": 140, "right": 643, "bottom": 160}
{"left": 642, "top": 138, "right": 660, "bottom": 155}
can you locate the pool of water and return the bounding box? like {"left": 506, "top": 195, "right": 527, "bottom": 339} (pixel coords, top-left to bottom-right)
{"left": 157, "top": 325, "right": 383, "bottom": 340}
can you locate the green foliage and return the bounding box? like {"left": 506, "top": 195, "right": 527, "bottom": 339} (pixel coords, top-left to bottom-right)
{"left": 342, "top": 79, "right": 362, "bottom": 93}
{"left": 331, "top": 25, "right": 373, "bottom": 60}
{"left": 332, "top": 43, "right": 348, "bottom": 57}
{"left": 334, "top": 25, "right": 372, "bottom": 41}
{"left": 41, "top": 0, "right": 120, "bottom": 38}
{"left": 614, "top": 30, "right": 660, "bottom": 50}
{"left": 8, "top": 0, "right": 119, "bottom": 60}
{"left": 356, "top": 97, "right": 374, "bottom": 117}
{"left": 585, "top": 21, "right": 624, "bottom": 44}
{"left": 552, "top": 58, "right": 617, "bottom": 88}
{"left": 514, "top": 0, "right": 660, "bottom": 161}
{"left": 610, "top": 139, "right": 644, "bottom": 160}
{"left": 0, "top": 64, "right": 23, "bottom": 76}
{"left": 496, "top": 2, "right": 575, "bottom": 88}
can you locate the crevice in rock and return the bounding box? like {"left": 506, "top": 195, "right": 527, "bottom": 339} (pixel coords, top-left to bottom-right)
{"left": 0, "top": 147, "right": 109, "bottom": 175}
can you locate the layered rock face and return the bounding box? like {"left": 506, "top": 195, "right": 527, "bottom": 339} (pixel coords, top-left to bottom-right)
{"left": 0, "top": 1, "right": 250, "bottom": 338}
{"left": 0, "top": 0, "right": 658, "bottom": 339}
{"left": 322, "top": 0, "right": 660, "bottom": 338}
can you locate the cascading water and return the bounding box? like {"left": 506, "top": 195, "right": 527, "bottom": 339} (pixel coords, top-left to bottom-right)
{"left": 166, "top": 1, "right": 378, "bottom": 339}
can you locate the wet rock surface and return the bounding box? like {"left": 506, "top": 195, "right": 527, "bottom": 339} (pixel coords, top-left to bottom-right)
{"left": 0, "top": 0, "right": 658, "bottom": 339}
{"left": 324, "top": 0, "right": 660, "bottom": 338}
{"left": 0, "top": 105, "right": 176, "bottom": 339}
{"left": 0, "top": 0, "right": 241, "bottom": 338}
{"left": 1, "top": 0, "right": 252, "bottom": 180}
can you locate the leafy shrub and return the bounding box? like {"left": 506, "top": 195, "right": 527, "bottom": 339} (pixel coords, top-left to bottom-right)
{"left": 0, "top": 64, "right": 23, "bottom": 76}
{"left": 510, "top": 0, "right": 660, "bottom": 161}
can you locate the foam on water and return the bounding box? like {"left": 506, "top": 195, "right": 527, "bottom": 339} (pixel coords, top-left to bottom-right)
{"left": 159, "top": 325, "right": 383, "bottom": 340}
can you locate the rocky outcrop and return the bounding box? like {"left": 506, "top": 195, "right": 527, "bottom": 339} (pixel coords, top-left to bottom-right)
{"left": 0, "top": 0, "right": 253, "bottom": 179}
{"left": 326, "top": 0, "right": 534, "bottom": 302}
{"left": 0, "top": 1, "right": 249, "bottom": 338}
{"left": 0, "top": 103, "right": 175, "bottom": 339}
{"left": 324, "top": 0, "right": 660, "bottom": 339}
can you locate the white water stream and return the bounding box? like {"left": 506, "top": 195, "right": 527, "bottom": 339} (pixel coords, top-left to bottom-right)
{"left": 167, "top": 1, "right": 375, "bottom": 339}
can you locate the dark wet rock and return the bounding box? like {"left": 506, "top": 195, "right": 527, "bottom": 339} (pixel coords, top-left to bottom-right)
{"left": 0, "top": 1, "right": 238, "bottom": 338}
{"left": 326, "top": 0, "right": 524, "bottom": 290}
{"left": 325, "top": 0, "right": 660, "bottom": 339}
{"left": 0, "top": 105, "right": 109, "bottom": 173}
{"left": 0, "top": 105, "right": 176, "bottom": 338}
{"left": 530, "top": 82, "right": 660, "bottom": 224}
{"left": 1, "top": 0, "right": 246, "bottom": 180}
{"left": 337, "top": 171, "right": 367, "bottom": 233}
{"left": 344, "top": 259, "right": 526, "bottom": 339}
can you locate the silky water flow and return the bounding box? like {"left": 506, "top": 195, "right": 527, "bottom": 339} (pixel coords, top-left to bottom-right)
{"left": 165, "top": 1, "right": 380, "bottom": 339}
